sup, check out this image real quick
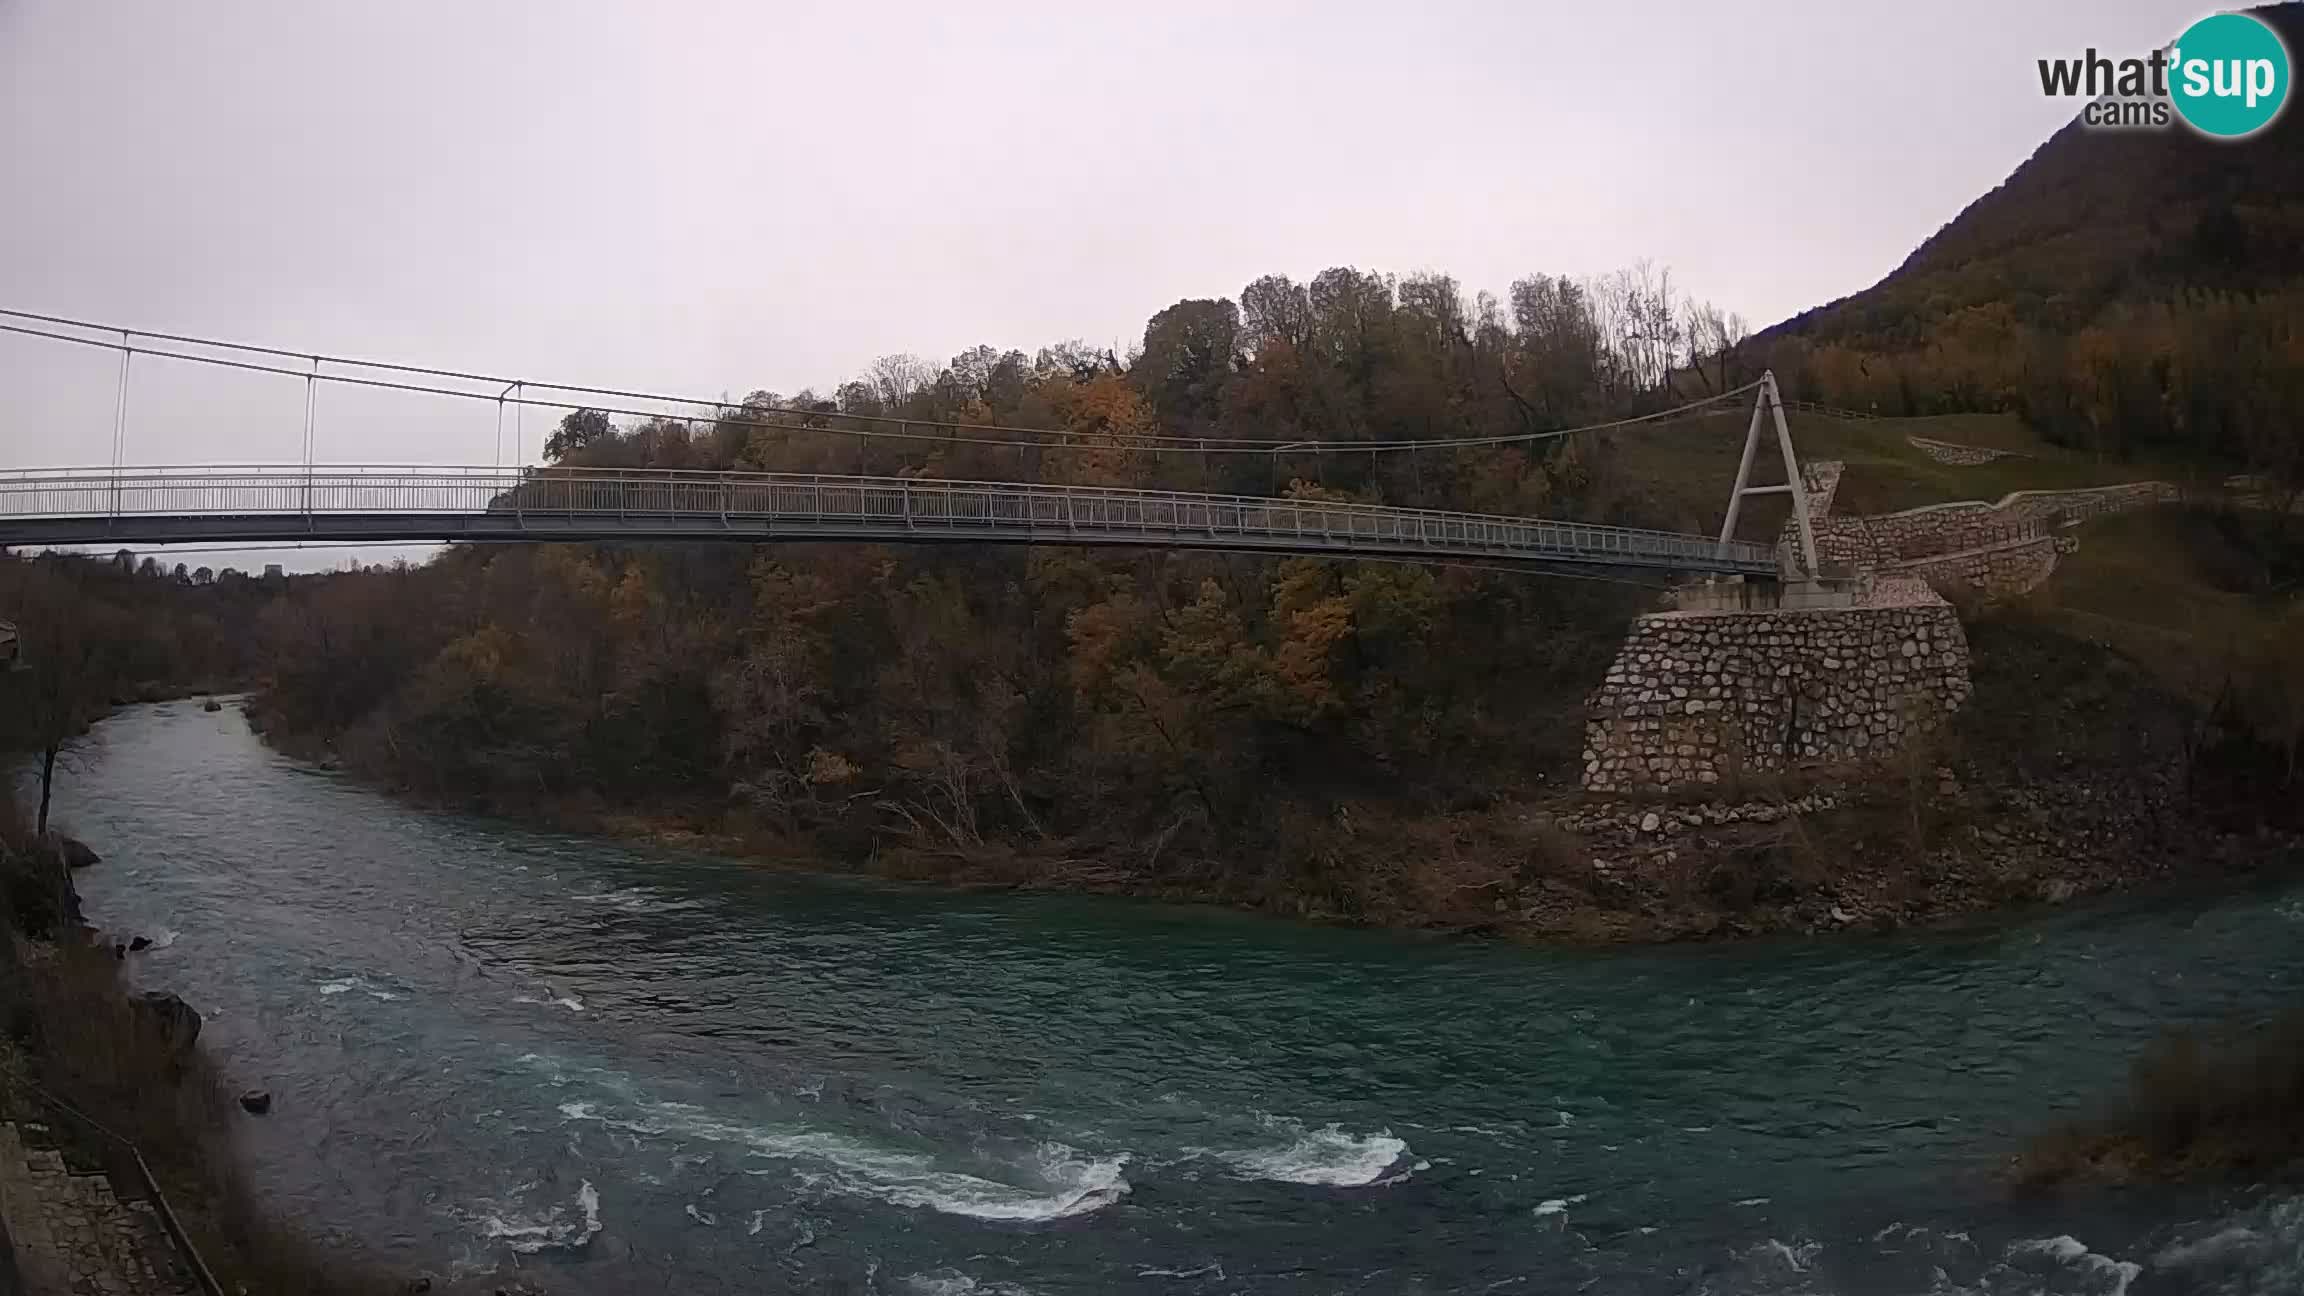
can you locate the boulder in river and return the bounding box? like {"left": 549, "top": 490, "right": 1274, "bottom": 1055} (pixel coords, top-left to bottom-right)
{"left": 128, "top": 935, "right": 152, "bottom": 952}
{"left": 239, "top": 1089, "right": 272, "bottom": 1115}
{"left": 55, "top": 836, "right": 99, "bottom": 869}
{"left": 132, "top": 990, "right": 202, "bottom": 1057}
{"left": 203, "top": 698, "right": 223, "bottom": 713}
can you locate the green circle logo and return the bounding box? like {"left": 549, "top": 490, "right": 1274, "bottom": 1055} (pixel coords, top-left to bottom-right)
{"left": 2170, "top": 12, "right": 2291, "bottom": 138}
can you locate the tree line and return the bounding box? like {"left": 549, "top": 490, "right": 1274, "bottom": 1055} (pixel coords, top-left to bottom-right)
{"left": 1759, "top": 285, "right": 2304, "bottom": 501}
{"left": 0, "top": 553, "right": 276, "bottom": 835}
{"left": 251, "top": 263, "right": 1754, "bottom": 917}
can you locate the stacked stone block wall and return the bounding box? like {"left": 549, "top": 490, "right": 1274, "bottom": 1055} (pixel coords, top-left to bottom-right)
{"left": 1887, "top": 534, "right": 2076, "bottom": 600}
{"left": 1582, "top": 602, "right": 1971, "bottom": 795}
{"left": 1775, "top": 463, "right": 1849, "bottom": 569}
{"left": 1783, "top": 475, "right": 2179, "bottom": 574}
{"left": 1806, "top": 517, "right": 1883, "bottom": 568}
{"left": 1798, "top": 460, "right": 1842, "bottom": 518}
{"left": 1907, "top": 436, "right": 2015, "bottom": 465}
{"left": 1588, "top": 459, "right": 2171, "bottom": 796}
{"left": 1853, "top": 482, "right": 2180, "bottom": 562}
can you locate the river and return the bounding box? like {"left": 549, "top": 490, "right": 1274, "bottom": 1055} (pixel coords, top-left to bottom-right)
{"left": 46, "top": 700, "right": 2304, "bottom": 1294}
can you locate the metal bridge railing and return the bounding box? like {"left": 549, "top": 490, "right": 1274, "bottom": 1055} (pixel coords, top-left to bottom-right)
{"left": 0, "top": 465, "right": 1779, "bottom": 573}
{"left": 1776, "top": 399, "right": 1881, "bottom": 421}
{"left": 26, "top": 1083, "right": 226, "bottom": 1296}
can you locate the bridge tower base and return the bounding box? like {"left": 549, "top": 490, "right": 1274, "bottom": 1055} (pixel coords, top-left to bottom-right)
{"left": 1580, "top": 593, "right": 1972, "bottom": 797}
{"left": 1585, "top": 389, "right": 1977, "bottom": 797}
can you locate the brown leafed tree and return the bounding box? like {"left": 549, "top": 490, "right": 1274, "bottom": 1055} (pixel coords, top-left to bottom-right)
{"left": 0, "top": 562, "right": 128, "bottom": 836}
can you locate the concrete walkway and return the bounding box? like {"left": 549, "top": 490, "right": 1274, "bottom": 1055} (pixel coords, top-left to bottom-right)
{"left": 0, "top": 1121, "right": 192, "bottom": 1295}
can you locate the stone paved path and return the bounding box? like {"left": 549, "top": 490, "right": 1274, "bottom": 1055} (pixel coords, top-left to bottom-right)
{"left": 0, "top": 1120, "right": 195, "bottom": 1294}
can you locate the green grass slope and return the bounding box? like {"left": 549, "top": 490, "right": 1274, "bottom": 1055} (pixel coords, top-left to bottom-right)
{"left": 1601, "top": 409, "right": 2180, "bottom": 541}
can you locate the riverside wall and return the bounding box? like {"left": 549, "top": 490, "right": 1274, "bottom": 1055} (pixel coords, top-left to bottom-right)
{"left": 1582, "top": 595, "right": 1972, "bottom": 795}
{"left": 1796, "top": 481, "right": 2181, "bottom": 571}
{"left": 1586, "top": 458, "right": 2178, "bottom": 796}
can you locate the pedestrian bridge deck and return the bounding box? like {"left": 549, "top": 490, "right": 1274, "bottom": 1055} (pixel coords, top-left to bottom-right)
{"left": 0, "top": 466, "right": 1779, "bottom": 575}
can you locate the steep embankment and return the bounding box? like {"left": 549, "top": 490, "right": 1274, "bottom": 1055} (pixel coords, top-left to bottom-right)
{"left": 1760, "top": 2, "right": 2304, "bottom": 352}
{"left": 0, "top": 812, "right": 402, "bottom": 1294}
{"left": 1601, "top": 406, "right": 2190, "bottom": 545}
{"left": 2033, "top": 506, "right": 2304, "bottom": 701}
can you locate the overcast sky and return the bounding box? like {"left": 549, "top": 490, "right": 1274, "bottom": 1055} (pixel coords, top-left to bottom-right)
{"left": 0, "top": 0, "right": 2206, "bottom": 567}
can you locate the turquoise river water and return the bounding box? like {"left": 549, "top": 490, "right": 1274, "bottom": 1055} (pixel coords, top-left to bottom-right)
{"left": 49, "top": 700, "right": 2304, "bottom": 1293}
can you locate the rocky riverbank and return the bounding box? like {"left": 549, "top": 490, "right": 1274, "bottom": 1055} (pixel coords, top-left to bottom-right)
{"left": 1434, "top": 610, "right": 2300, "bottom": 942}
{"left": 0, "top": 805, "right": 528, "bottom": 1295}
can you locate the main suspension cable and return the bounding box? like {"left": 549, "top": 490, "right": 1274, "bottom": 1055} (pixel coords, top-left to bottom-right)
{"left": 0, "top": 308, "right": 1759, "bottom": 457}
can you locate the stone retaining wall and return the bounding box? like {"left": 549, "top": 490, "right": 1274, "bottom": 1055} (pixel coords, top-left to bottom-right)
{"left": 1806, "top": 516, "right": 1881, "bottom": 569}
{"left": 1777, "top": 462, "right": 1866, "bottom": 573}
{"left": 1907, "top": 436, "right": 2015, "bottom": 465}
{"left": 1784, "top": 475, "right": 2178, "bottom": 572}
{"left": 1588, "top": 461, "right": 2172, "bottom": 796}
{"left": 1858, "top": 481, "right": 2180, "bottom": 562}
{"left": 1884, "top": 534, "right": 2076, "bottom": 600}
{"left": 1582, "top": 600, "right": 1971, "bottom": 795}
{"left": 0, "top": 1123, "right": 180, "bottom": 1295}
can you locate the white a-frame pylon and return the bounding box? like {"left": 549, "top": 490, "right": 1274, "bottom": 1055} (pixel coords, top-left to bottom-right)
{"left": 1717, "top": 370, "right": 1820, "bottom": 577}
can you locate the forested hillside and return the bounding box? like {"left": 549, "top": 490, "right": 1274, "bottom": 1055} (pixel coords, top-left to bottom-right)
{"left": 0, "top": 553, "right": 275, "bottom": 833}
{"left": 1755, "top": 2, "right": 2304, "bottom": 487}
{"left": 251, "top": 264, "right": 1766, "bottom": 921}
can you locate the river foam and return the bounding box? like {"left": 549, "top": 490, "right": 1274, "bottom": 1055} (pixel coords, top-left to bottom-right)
{"left": 315, "top": 975, "right": 400, "bottom": 1001}
{"left": 556, "top": 1097, "right": 1129, "bottom": 1222}
{"left": 902, "top": 1271, "right": 1044, "bottom": 1295}
{"left": 513, "top": 988, "right": 586, "bottom": 1013}
{"left": 2145, "top": 1194, "right": 2304, "bottom": 1295}
{"left": 472, "top": 1179, "right": 601, "bottom": 1254}
{"left": 1195, "top": 1116, "right": 1408, "bottom": 1187}
{"left": 1715, "top": 1224, "right": 2182, "bottom": 1296}
{"left": 2000, "top": 1235, "right": 2142, "bottom": 1296}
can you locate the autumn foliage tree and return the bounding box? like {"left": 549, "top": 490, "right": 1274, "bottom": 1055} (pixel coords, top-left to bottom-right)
{"left": 0, "top": 554, "right": 269, "bottom": 835}
{"left": 240, "top": 261, "right": 1708, "bottom": 912}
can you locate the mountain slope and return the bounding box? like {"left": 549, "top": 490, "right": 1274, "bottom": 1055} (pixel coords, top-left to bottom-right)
{"left": 1761, "top": 2, "right": 2304, "bottom": 353}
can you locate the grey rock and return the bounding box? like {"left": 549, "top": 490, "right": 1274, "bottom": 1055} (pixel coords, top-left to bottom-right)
{"left": 132, "top": 991, "right": 201, "bottom": 1057}
{"left": 239, "top": 1089, "right": 272, "bottom": 1115}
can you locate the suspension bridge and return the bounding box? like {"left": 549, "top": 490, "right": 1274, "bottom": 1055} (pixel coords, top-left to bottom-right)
{"left": 0, "top": 311, "right": 1807, "bottom": 578}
